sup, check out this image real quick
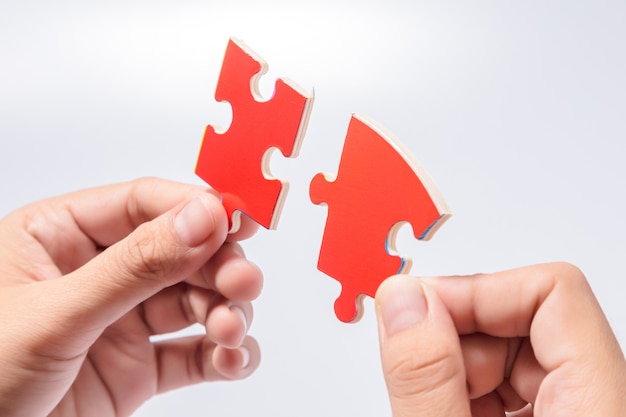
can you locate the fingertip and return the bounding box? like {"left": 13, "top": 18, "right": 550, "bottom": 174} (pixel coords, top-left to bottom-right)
{"left": 376, "top": 275, "right": 471, "bottom": 416}
{"left": 227, "top": 215, "right": 260, "bottom": 242}
{"left": 375, "top": 275, "right": 428, "bottom": 337}
{"left": 216, "top": 257, "right": 264, "bottom": 302}
{"left": 209, "top": 243, "right": 264, "bottom": 301}
{"left": 376, "top": 274, "right": 425, "bottom": 302}
{"left": 174, "top": 193, "right": 228, "bottom": 248}
{"left": 206, "top": 302, "right": 253, "bottom": 349}
{"left": 212, "top": 337, "right": 261, "bottom": 380}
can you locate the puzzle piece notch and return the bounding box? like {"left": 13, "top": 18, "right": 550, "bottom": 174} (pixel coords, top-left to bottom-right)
{"left": 310, "top": 114, "right": 451, "bottom": 323}
{"left": 196, "top": 37, "right": 314, "bottom": 233}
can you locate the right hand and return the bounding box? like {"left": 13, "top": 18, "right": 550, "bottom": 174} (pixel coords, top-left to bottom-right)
{"left": 375, "top": 262, "right": 626, "bottom": 416}
{"left": 0, "top": 178, "right": 263, "bottom": 417}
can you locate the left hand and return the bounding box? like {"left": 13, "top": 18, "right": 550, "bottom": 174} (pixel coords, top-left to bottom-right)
{"left": 0, "top": 178, "right": 263, "bottom": 417}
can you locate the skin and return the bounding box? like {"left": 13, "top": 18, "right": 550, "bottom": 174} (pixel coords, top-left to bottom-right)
{"left": 0, "top": 178, "right": 263, "bottom": 417}
{"left": 1, "top": 179, "right": 624, "bottom": 417}
{"left": 375, "top": 263, "right": 626, "bottom": 416}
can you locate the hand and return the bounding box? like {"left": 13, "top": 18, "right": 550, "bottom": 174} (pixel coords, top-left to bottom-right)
{"left": 375, "top": 263, "right": 626, "bottom": 416}
{"left": 0, "top": 178, "right": 263, "bottom": 417}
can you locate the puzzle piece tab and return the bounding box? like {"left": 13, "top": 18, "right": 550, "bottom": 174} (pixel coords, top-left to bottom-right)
{"left": 196, "top": 38, "right": 313, "bottom": 232}
{"left": 310, "top": 114, "right": 451, "bottom": 323}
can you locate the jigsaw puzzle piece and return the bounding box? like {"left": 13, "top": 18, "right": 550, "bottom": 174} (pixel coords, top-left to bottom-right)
{"left": 196, "top": 38, "right": 314, "bottom": 232}
{"left": 310, "top": 114, "right": 451, "bottom": 323}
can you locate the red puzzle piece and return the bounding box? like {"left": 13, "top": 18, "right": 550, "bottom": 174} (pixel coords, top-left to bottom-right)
{"left": 310, "top": 114, "right": 451, "bottom": 323}
{"left": 196, "top": 38, "right": 313, "bottom": 232}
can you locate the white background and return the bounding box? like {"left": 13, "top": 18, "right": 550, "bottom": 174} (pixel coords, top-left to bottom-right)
{"left": 1, "top": 1, "right": 624, "bottom": 416}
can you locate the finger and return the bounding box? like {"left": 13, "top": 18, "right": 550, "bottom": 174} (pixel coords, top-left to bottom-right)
{"left": 460, "top": 333, "right": 511, "bottom": 399}
{"left": 138, "top": 241, "right": 263, "bottom": 336}
{"left": 11, "top": 179, "right": 218, "bottom": 277}
{"left": 375, "top": 275, "right": 471, "bottom": 417}
{"left": 422, "top": 263, "right": 614, "bottom": 345}
{"left": 507, "top": 404, "right": 533, "bottom": 417}
{"left": 34, "top": 192, "right": 229, "bottom": 350}
{"left": 469, "top": 392, "right": 505, "bottom": 417}
{"left": 184, "top": 285, "right": 253, "bottom": 348}
{"left": 3, "top": 205, "right": 101, "bottom": 278}
{"left": 507, "top": 339, "right": 545, "bottom": 406}
{"left": 424, "top": 263, "right": 626, "bottom": 416}
{"left": 212, "top": 337, "right": 260, "bottom": 380}
{"left": 137, "top": 284, "right": 212, "bottom": 335}
{"left": 496, "top": 379, "right": 531, "bottom": 413}
{"left": 58, "top": 177, "right": 218, "bottom": 247}
{"left": 137, "top": 284, "right": 200, "bottom": 335}
{"left": 204, "top": 299, "right": 253, "bottom": 349}
{"left": 460, "top": 334, "right": 538, "bottom": 408}
{"left": 138, "top": 283, "right": 253, "bottom": 349}
{"left": 226, "top": 215, "right": 260, "bottom": 242}
{"left": 155, "top": 335, "right": 261, "bottom": 394}
{"left": 185, "top": 242, "right": 263, "bottom": 302}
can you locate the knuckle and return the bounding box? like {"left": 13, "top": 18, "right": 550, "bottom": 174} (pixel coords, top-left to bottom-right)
{"left": 551, "top": 261, "right": 585, "bottom": 279}
{"left": 125, "top": 178, "right": 159, "bottom": 224}
{"left": 547, "top": 262, "right": 589, "bottom": 290}
{"left": 128, "top": 176, "right": 161, "bottom": 190}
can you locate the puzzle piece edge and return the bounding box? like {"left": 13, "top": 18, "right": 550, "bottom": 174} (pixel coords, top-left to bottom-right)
{"left": 310, "top": 113, "right": 452, "bottom": 323}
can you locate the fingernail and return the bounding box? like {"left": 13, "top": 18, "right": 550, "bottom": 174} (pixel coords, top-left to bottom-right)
{"left": 230, "top": 305, "right": 248, "bottom": 332}
{"left": 380, "top": 277, "right": 428, "bottom": 336}
{"left": 230, "top": 243, "right": 246, "bottom": 257}
{"left": 238, "top": 346, "right": 251, "bottom": 369}
{"left": 174, "top": 195, "right": 216, "bottom": 247}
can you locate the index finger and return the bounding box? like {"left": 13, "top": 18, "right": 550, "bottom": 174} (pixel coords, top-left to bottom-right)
{"left": 56, "top": 177, "right": 218, "bottom": 247}
{"left": 423, "top": 262, "right": 623, "bottom": 371}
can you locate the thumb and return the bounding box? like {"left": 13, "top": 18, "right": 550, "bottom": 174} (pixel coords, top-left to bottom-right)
{"left": 44, "top": 193, "right": 228, "bottom": 331}
{"left": 375, "top": 275, "right": 470, "bottom": 417}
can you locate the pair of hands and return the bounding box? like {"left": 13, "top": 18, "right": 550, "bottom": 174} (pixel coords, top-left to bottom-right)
{"left": 0, "top": 178, "right": 623, "bottom": 416}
